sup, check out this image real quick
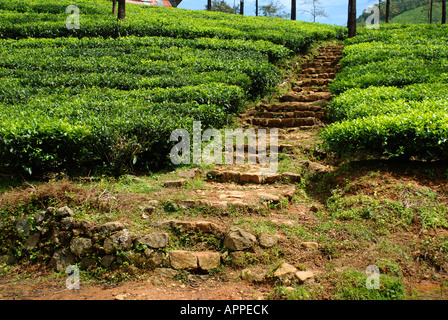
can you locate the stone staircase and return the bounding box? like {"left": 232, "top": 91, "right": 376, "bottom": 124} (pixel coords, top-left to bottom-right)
{"left": 239, "top": 44, "right": 343, "bottom": 131}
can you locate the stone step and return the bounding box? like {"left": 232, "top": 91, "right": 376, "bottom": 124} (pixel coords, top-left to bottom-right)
{"left": 243, "top": 110, "right": 325, "bottom": 120}
{"left": 206, "top": 170, "right": 301, "bottom": 185}
{"left": 292, "top": 86, "right": 329, "bottom": 93}
{"left": 255, "top": 101, "right": 326, "bottom": 112}
{"left": 295, "top": 78, "right": 333, "bottom": 86}
{"left": 279, "top": 92, "right": 332, "bottom": 102}
{"left": 250, "top": 117, "right": 319, "bottom": 128}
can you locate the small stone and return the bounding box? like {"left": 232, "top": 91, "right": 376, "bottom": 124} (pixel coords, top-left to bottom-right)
{"left": 169, "top": 250, "right": 198, "bottom": 270}
{"left": 100, "top": 255, "right": 116, "bottom": 268}
{"left": 295, "top": 271, "right": 315, "bottom": 283}
{"left": 163, "top": 180, "right": 186, "bottom": 188}
{"left": 241, "top": 268, "right": 266, "bottom": 283}
{"left": 60, "top": 217, "right": 77, "bottom": 231}
{"left": 281, "top": 172, "right": 302, "bottom": 183}
{"left": 273, "top": 263, "right": 298, "bottom": 280}
{"left": 80, "top": 258, "right": 97, "bottom": 270}
{"left": 98, "top": 221, "right": 125, "bottom": 234}
{"left": 147, "top": 251, "right": 167, "bottom": 268}
{"left": 57, "top": 206, "right": 74, "bottom": 218}
{"left": 178, "top": 168, "right": 201, "bottom": 179}
{"left": 114, "top": 294, "right": 127, "bottom": 301}
{"left": 23, "top": 233, "right": 40, "bottom": 250}
{"left": 223, "top": 227, "right": 256, "bottom": 251}
{"left": 240, "top": 173, "right": 263, "bottom": 184}
{"left": 49, "top": 248, "right": 75, "bottom": 272}
{"left": 139, "top": 205, "right": 156, "bottom": 215}
{"left": 259, "top": 234, "right": 279, "bottom": 248}
{"left": 70, "top": 237, "right": 93, "bottom": 257}
{"left": 126, "top": 265, "right": 139, "bottom": 275}
{"left": 33, "top": 211, "right": 46, "bottom": 225}
{"left": 135, "top": 233, "right": 169, "bottom": 249}
{"left": 153, "top": 267, "right": 178, "bottom": 279}
{"left": 109, "top": 229, "right": 133, "bottom": 251}
{"left": 301, "top": 242, "right": 319, "bottom": 250}
{"left": 195, "top": 252, "right": 221, "bottom": 271}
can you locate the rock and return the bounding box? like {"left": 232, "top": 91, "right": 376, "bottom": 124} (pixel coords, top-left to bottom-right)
{"left": 114, "top": 294, "right": 128, "bottom": 300}
{"left": 229, "top": 251, "right": 248, "bottom": 267}
{"left": 78, "top": 220, "right": 96, "bottom": 238}
{"left": 50, "top": 248, "right": 75, "bottom": 272}
{"left": 103, "top": 237, "right": 115, "bottom": 254}
{"left": 50, "top": 230, "right": 71, "bottom": 247}
{"left": 281, "top": 172, "right": 302, "bottom": 183}
{"left": 109, "top": 229, "right": 133, "bottom": 251}
{"left": 295, "top": 271, "right": 315, "bottom": 283}
{"left": 299, "top": 160, "right": 331, "bottom": 174}
{"left": 178, "top": 168, "right": 201, "bottom": 179}
{"left": 241, "top": 268, "right": 266, "bottom": 283}
{"left": 98, "top": 221, "right": 125, "bottom": 235}
{"left": 57, "top": 206, "right": 74, "bottom": 218}
{"left": 60, "top": 217, "right": 77, "bottom": 231}
{"left": 100, "top": 255, "right": 116, "bottom": 268}
{"left": 135, "top": 233, "right": 169, "bottom": 249}
{"left": 163, "top": 180, "right": 186, "bottom": 188}
{"left": 147, "top": 251, "right": 168, "bottom": 268}
{"left": 153, "top": 267, "right": 178, "bottom": 279}
{"left": 126, "top": 265, "right": 139, "bottom": 275}
{"left": 80, "top": 258, "right": 97, "bottom": 270}
{"left": 301, "top": 242, "right": 319, "bottom": 250}
{"left": 70, "top": 237, "right": 93, "bottom": 257}
{"left": 169, "top": 250, "right": 198, "bottom": 270}
{"left": 273, "top": 263, "right": 298, "bottom": 280}
{"left": 258, "top": 193, "right": 281, "bottom": 203}
{"left": 195, "top": 252, "right": 221, "bottom": 271}
{"left": 23, "top": 232, "right": 40, "bottom": 250}
{"left": 139, "top": 205, "right": 156, "bottom": 216}
{"left": 240, "top": 173, "right": 263, "bottom": 184}
{"left": 223, "top": 227, "right": 256, "bottom": 251}
{"left": 33, "top": 211, "right": 46, "bottom": 225}
{"left": 259, "top": 234, "right": 279, "bottom": 248}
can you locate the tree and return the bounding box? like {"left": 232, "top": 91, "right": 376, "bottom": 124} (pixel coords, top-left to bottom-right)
{"left": 429, "top": 0, "right": 433, "bottom": 23}
{"left": 118, "top": 0, "right": 125, "bottom": 21}
{"left": 442, "top": 0, "right": 446, "bottom": 24}
{"left": 112, "top": 0, "right": 117, "bottom": 14}
{"left": 385, "top": 0, "right": 390, "bottom": 23}
{"left": 256, "top": 0, "right": 259, "bottom": 16}
{"left": 240, "top": 0, "right": 244, "bottom": 14}
{"left": 209, "top": 0, "right": 239, "bottom": 14}
{"left": 207, "top": 0, "right": 212, "bottom": 10}
{"left": 300, "top": 0, "right": 328, "bottom": 22}
{"left": 348, "top": 0, "right": 356, "bottom": 38}
{"left": 292, "top": 0, "right": 297, "bottom": 20}
{"left": 260, "top": 0, "right": 288, "bottom": 18}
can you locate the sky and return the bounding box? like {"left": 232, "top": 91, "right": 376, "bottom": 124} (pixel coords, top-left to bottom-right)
{"left": 177, "top": 0, "right": 377, "bottom": 26}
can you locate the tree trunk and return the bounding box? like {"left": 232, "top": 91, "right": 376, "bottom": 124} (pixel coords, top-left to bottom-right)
{"left": 429, "top": 0, "right": 433, "bottom": 23}
{"left": 385, "top": 0, "right": 390, "bottom": 23}
{"left": 348, "top": 0, "right": 357, "bottom": 38}
{"left": 118, "top": 0, "right": 125, "bottom": 21}
{"left": 207, "top": 0, "right": 212, "bottom": 11}
{"left": 256, "top": 0, "right": 258, "bottom": 16}
{"left": 291, "top": 0, "right": 297, "bottom": 20}
{"left": 442, "top": 0, "right": 446, "bottom": 24}
{"left": 240, "top": 0, "right": 244, "bottom": 15}
{"left": 112, "top": 0, "right": 117, "bottom": 14}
